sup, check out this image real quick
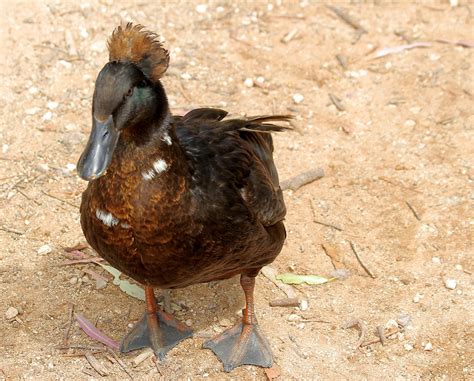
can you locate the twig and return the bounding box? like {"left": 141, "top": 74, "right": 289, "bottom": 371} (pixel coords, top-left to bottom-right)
{"left": 63, "top": 303, "right": 75, "bottom": 346}
{"left": 107, "top": 348, "right": 133, "bottom": 380}
{"left": 376, "top": 325, "right": 387, "bottom": 346}
{"left": 360, "top": 327, "right": 400, "bottom": 347}
{"left": 132, "top": 349, "right": 154, "bottom": 367}
{"left": 379, "top": 176, "right": 422, "bottom": 194}
{"left": 280, "top": 168, "right": 325, "bottom": 191}
{"left": 0, "top": 226, "right": 24, "bottom": 235}
{"left": 301, "top": 319, "right": 332, "bottom": 324}
{"left": 16, "top": 188, "right": 41, "bottom": 205}
{"left": 314, "top": 219, "right": 343, "bottom": 231}
{"left": 349, "top": 242, "right": 376, "bottom": 279}
{"left": 269, "top": 297, "right": 300, "bottom": 307}
{"left": 85, "top": 351, "right": 109, "bottom": 376}
{"left": 326, "top": 5, "right": 367, "bottom": 43}
{"left": 260, "top": 266, "right": 296, "bottom": 298}
{"left": 342, "top": 319, "right": 367, "bottom": 347}
{"left": 328, "top": 93, "right": 345, "bottom": 111}
{"left": 57, "top": 345, "right": 105, "bottom": 351}
{"left": 152, "top": 356, "right": 164, "bottom": 376}
{"left": 405, "top": 201, "right": 421, "bottom": 221}
{"left": 281, "top": 28, "right": 299, "bottom": 44}
{"left": 41, "top": 190, "right": 78, "bottom": 208}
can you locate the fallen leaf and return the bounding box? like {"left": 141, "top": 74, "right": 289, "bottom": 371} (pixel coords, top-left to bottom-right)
{"left": 75, "top": 313, "right": 119, "bottom": 350}
{"left": 374, "top": 42, "right": 431, "bottom": 58}
{"left": 276, "top": 273, "right": 335, "bottom": 285}
{"left": 99, "top": 264, "right": 145, "bottom": 301}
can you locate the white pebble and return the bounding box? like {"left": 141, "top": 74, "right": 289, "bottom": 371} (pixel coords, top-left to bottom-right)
{"left": 404, "top": 343, "right": 413, "bottom": 351}
{"left": 25, "top": 107, "right": 40, "bottom": 115}
{"left": 28, "top": 86, "right": 39, "bottom": 95}
{"left": 432, "top": 256, "right": 441, "bottom": 264}
{"left": 180, "top": 72, "right": 192, "bottom": 80}
{"left": 42, "top": 111, "right": 53, "bottom": 121}
{"left": 404, "top": 119, "right": 416, "bottom": 127}
{"left": 79, "top": 27, "right": 89, "bottom": 39}
{"left": 37, "top": 244, "right": 52, "bottom": 255}
{"left": 196, "top": 4, "right": 207, "bottom": 13}
{"left": 256, "top": 76, "right": 265, "bottom": 84}
{"left": 409, "top": 107, "right": 421, "bottom": 114}
{"left": 66, "top": 163, "right": 76, "bottom": 171}
{"left": 455, "top": 264, "right": 462, "bottom": 271}
{"left": 5, "top": 306, "right": 19, "bottom": 320}
{"left": 444, "top": 279, "right": 457, "bottom": 290}
{"left": 287, "top": 314, "right": 300, "bottom": 322}
{"left": 2, "top": 144, "right": 9, "bottom": 154}
{"left": 69, "top": 277, "right": 78, "bottom": 285}
{"left": 244, "top": 78, "right": 254, "bottom": 88}
{"left": 413, "top": 292, "right": 423, "bottom": 303}
{"left": 424, "top": 342, "right": 433, "bottom": 351}
{"left": 185, "top": 319, "right": 193, "bottom": 327}
{"left": 58, "top": 60, "right": 72, "bottom": 69}
{"left": 292, "top": 93, "right": 304, "bottom": 104}
{"left": 299, "top": 299, "right": 309, "bottom": 311}
{"left": 47, "top": 101, "right": 59, "bottom": 110}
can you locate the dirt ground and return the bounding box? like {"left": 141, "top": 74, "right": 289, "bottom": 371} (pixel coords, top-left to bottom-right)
{"left": 1, "top": 1, "right": 473, "bottom": 380}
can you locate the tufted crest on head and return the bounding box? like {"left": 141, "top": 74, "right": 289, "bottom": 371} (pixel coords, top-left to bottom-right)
{"left": 107, "top": 23, "right": 170, "bottom": 82}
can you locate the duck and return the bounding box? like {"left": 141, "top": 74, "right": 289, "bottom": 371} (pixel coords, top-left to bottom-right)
{"left": 77, "top": 23, "right": 289, "bottom": 372}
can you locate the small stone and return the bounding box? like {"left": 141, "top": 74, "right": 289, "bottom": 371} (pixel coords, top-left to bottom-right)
{"left": 292, "top": 93, "right": 304, "bottom": 104}
{"left": 432, "top": 257, "right": 441, "bottom": 264}
{"left": 58, "top": 60, "right": 72, "bottom": 69}
{"left": 180, "top": 72, "right": 191, "bottom": 80}
{"left": 95, "top": 279, "right": 107, "bottom": 290}
{"left": 28, "top": 86, "right": 39, "bottom": 95}
{"left": 212, "top": 325, "right": 223, "bottom": 333}
{"left": 287, "top": 314, "right": 300, "bottom": 322}
{"left": 445, "top": 279, "right": 457, "bottom": 290}
{"left": 79, "top": 27, "right": 89, "bottom": 39}
{"left": 424, "top": 342, "right": 433, "bottom": 351}
{"left": 81, "top": 275, "right": 89, "bottom": 283}
{"left": 219, "top": 318, "right": 231, "bottom": 327}
{"left": 243, "top": 78, "right": 254, "bottom": 88}
{"left": 196, "top": 4, "right": 207, "bottom": 13}
{"left": 297, "top": 322, "right": 305, "bottom": 329}
{"left": 65, "top": 163, "right": 76, "bottom": 171}
{"left": 37, "top": 163, "right": 49, "bottom": 172}
{"left": 396, "top": 314, "right": 411, "bottom": 327}
{"left": 25, "top": 107, "right": 40, "bottom": 115}
{"left": 455, "top": 264, "right": 462, "bottom": 271}
{"left": 409, "top": 107, "right": 421, "bottom": 114}
{"left": 385, "top": 319, "right": 398, "bottom": 330}
{"left": 5, "top": 307, "right": 19, "bottom": 320}
{"left": 2, "top": 144, "right": 9, "bottom": 154}
{"left": 404, "top": 343, "right": 413, "bottom": 351}
{"left": 69, "top": 277, "right": 78, "bottom": 285}
{"left": 299, "top": 299, "right": 309, "bottom": 311}
{"left": 185, "top": 319, "right": 193, "bottom": 327}
{"left": 413, "top": 292, "right": 423, "bottom": 303}
{"left": 42, "top": 111, "right": 53, "bottom": 122}
{"left": 404, "top": 119, "right": 416, "bottom": 127}
{"left": 256, "top": 76, "right": 265, "bottom": 84}
{"left": 37, "top": 244, "right": 52, "bottom": 255}
{"left": 47, "top": 101, "right": 59, "bottom": 110}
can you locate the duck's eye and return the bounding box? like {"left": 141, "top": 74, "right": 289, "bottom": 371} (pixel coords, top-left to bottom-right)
{"left": 124, "top": 88, "right": 133, "bottom": 99}
{"left": 139, "top": 80, "right": 147, "bottom": 87}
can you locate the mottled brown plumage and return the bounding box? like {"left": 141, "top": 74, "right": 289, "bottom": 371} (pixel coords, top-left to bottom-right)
{"left": 77, "top": 23, "right": 289, "bottom": 372}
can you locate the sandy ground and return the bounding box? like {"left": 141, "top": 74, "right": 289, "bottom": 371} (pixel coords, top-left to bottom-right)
{"left": 1, "top": 1, "right": 473, "bottom": 380}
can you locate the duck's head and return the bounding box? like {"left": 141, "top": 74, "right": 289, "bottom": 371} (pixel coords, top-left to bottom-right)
{"left": 77, "top": 23, "right": 169, "bottom": 181}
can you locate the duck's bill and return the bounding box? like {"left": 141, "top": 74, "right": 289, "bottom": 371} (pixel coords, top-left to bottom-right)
{"left": 77, "top": 115, "right": 119, "bottom": 181}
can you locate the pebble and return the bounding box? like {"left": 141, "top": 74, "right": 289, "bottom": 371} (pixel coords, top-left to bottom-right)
{"left": 219, "top": 318, "right": 231, "bottom": 327}
{"left": 432, "top": 256, "right": 441, "bottom": 264}
{"left": 5, "top": 306, "right": 19, "bottom": 320}
{"left": 409, "top": 107, "right": 421, "bottom": 114}
{"left": 42, "top": 111, "right": 53, "bottom": 122}
{"left": 185, "top": 319, "right": 193, "bottom": 327}
{"left": 65, "top": 163, "right": 76, "bottom": 171}
{"left": 47, "top": 101, "right": 59, "bottom": 110}
{"left": 404, "top": 343, "right": 414, "bottom": 351}
{"left": 180, "top": 72, "right": 192, "bottom": 80}
{"left": 455, "top": 264, "right": 462, "bottom": 271}
{"left": 397, "top": 314, "right": 411, "bottom": 327}
{"left": 28, "top": 86, "right": 39, "bottom": 95}
{"left": 287, "top": 314, "right": 300, "bottom": 322}
{"left": 58, "top": 60, "right": 72, "bottom": 69}
{"left": 2, "top": 144, "right": 9, "bottom": 154}
{"left": 413, "top": 292, "right": 423, "bottom": 303}
{"left": 196, "top": 4, "right": 207, "bottom": 13}
{"left": 25, "top": 107, "right": 40, "bottom": 115}
{"left": 244, "top": 78, "right": 254, "bottom": 88}
{"left": 69, "top": 277, "right": 78, "bottom": 285}
{"left": 37, "top": 244, "right": 52, "bottom": 255}
{"left": 37, "top": 163, "right": 49, "bottom": 173}
{"left": 256, "top": 76, "right": 265, "bottom": 85}
{"left": 444, "top": 279, "right": 457, "bottom": 290}
{"left": 299, "top": 299, "right": 309, "bottom": 311}
{"left": 292, "top": 93, "right": 304, "bottom": 104}
{"left": 404, "top": 119, "right": 416, "bottom": 127}
{"left": 424, "top": 342, "right": 433, "bottom": 351}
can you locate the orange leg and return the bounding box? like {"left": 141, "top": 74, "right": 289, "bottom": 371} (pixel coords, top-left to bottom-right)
{"left": 120, "top": 286, "right": 192, "bottom": 360}
{"left": 203, "top": 274, "right": 273, "bottom": 372}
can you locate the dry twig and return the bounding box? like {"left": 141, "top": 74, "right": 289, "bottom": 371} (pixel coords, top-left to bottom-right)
{"left": 360, "top": 327, "right": 400, "bottom": 347}
{"left": 107, "top": 348, "right": 133, "bottom": 379}
{"left": 342, "top": 318, "right": 367, "bottom": 347}
{"left": 0, "top": 226, "right": 24, "bottom": 235}
{"left": 269, "top": 297, "right": 300, "bottom": 307}
{"left": 41, "top": 190, "right": 78, "bottom": 208}
{"left": 63, "top": 303, "right": 75, "bottom": 346}
{"left": 85, "top": 351, "right": 109, "bottom": 376}
{"left": 349, "top": 241, "right": 376, "bottom": 278}
{"left": 405, "top": 201, "right": 421, "bottom": 221}
{"left": 328, "top": 93, "right": 345, "bottom": 111}
{"left": 326, "top": 5, "right": 367, "bottom": 43}
{"left": 280, "top": 168, "right": 325, "bottom": 191}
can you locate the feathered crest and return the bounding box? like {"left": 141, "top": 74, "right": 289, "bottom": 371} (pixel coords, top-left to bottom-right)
{"left": 107, "top": 23, "right": 169, "bottom": 82}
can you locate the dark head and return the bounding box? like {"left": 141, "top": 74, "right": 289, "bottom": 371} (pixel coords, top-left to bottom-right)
{"left": 77, "top": 23, "right": 170, "bottom": 181}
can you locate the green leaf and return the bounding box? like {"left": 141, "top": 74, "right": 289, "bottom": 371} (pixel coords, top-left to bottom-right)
{"left": 99, "top": 264, "right": 145, "bottom": 301}
{"left": 276, "top": 273, "right": 335, "bottom": 285}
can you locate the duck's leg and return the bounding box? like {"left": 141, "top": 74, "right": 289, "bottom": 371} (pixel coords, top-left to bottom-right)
{"left": 203, "top": 274, "right": 273, "bottom": 372}
{"left": 120, "top": 286, "right": 192, "bottom": 360}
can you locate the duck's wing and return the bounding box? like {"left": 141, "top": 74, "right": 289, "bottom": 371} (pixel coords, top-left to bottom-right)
{"left": 232, "top": 116, "right": 290, "bottom": 226}
{"left": 181, "top": 108, "right": 228, "bottom": 123}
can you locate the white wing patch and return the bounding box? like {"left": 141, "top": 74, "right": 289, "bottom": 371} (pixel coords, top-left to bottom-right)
{"left": 142, "top": 159, "right": 168, "bottom": 180}
{"left": 96, "top": 209, "right": 119, "bottom": 227}
{"left": 161, "top": 132, "right": 172, "bottom": 146}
